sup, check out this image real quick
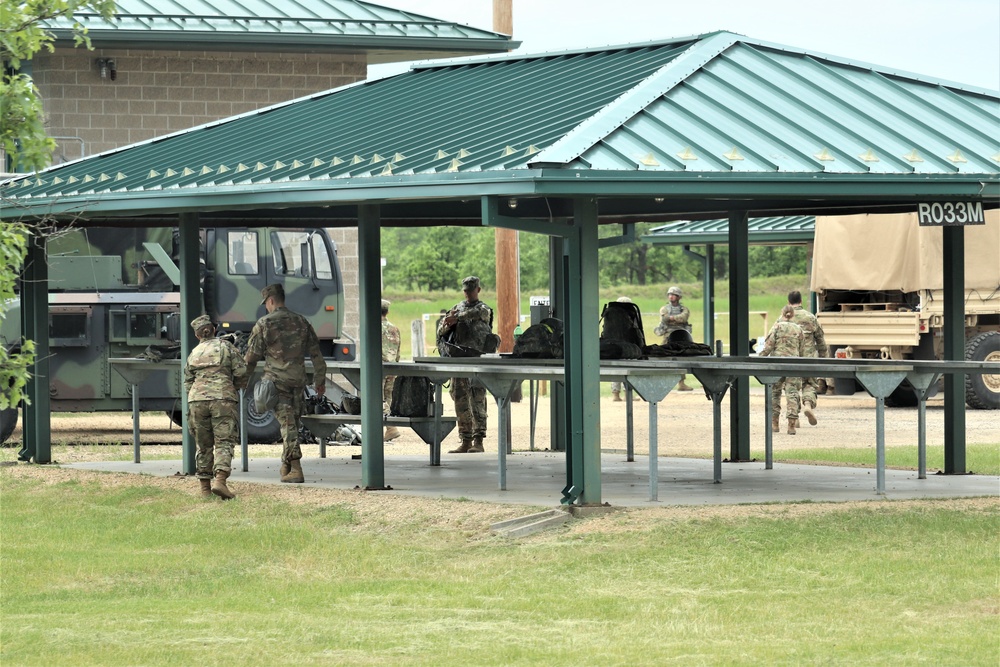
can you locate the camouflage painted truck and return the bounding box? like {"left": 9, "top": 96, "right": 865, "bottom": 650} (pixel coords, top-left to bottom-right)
{"left": 810, "top": 210, "right": 999, "bottom": 408}
{"left": 0, "top": 226, "right": 354, "bottom": 444}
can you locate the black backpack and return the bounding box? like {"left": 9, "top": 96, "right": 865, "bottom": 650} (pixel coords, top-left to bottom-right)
{"left": 512, "top": 318, "right": 564, "bottom": 358}
{"left": 599, "top": 301, "right": 646, "bottom": 359}
{"left": 390, "top": 376, "right": 433, "bottom": 417}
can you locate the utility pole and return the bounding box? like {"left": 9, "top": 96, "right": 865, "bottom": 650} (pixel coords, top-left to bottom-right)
{"left": 493, "top": 0, "right": 519, "bottom": 354}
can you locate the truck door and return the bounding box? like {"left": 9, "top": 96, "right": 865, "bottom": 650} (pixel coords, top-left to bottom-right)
{"left": 265, "top": 229, "right": 344, "bottom": 345}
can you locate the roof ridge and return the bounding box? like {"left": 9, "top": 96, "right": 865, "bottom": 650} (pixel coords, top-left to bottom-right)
{"left": 528, "top": 32, "right": 740, "bottom": 167}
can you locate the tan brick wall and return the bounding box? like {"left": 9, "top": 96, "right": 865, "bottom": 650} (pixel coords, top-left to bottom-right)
{"left": 33, "top": 48, "right": 366, "bottom": 161}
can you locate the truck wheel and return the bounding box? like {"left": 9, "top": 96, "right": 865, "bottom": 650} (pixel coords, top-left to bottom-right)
{"left": 245, "top": 380, "right": 281, "bottom": 443}
{"left": 0, "top": 408, "right": 18, "bottom": 445}
{"left": 165, "top": 410, "right": 183, "bottom": 428}
{"left": 885, "top": 384, "right": 918, "bottom": 408}
{"left": 965, "top": 331, "right": 1000, "bottom": 410}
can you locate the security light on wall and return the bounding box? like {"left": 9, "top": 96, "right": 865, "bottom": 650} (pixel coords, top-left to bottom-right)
{"left": 96, "top": 59, "right": 117, "bottom": 81}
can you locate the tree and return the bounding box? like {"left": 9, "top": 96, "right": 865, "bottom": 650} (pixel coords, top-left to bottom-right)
{"left": 1, "top": 0, "right": 117, "bottom": 411}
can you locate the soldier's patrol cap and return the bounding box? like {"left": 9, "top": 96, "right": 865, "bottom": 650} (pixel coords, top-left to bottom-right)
{"left": 190, "top": 314, "right": 213, "bottom": 331}
{"left": 381, "top": 299, "right": 391, "bottom": 309}
{"left": 462, "top": 276, "right": 481, "bottom": 291}
{"left": 260, "top": 283, "right": 284, "bottom": 305}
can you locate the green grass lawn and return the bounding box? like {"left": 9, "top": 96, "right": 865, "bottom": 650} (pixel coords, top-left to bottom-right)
{"left": 777, "top": 443, "right": 1000, "bottom": 476}
{"left": 1, "top": 469, "right": 997, "bottom": 666}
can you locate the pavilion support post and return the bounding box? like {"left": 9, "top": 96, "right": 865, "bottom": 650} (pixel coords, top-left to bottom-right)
{"left": 359, "top": 205, "right": 386, "bottom": 489}
{"left": 20, "top": 231, "right": 50, "bottom": 463}
{"left": 728, "top": 210, "right": 751, "bottom": 461}
{"left": 561, "top": 198, "right": 602, "bottom": 505}
{"left": 683, "top": 243, "right": 715, "bottom": 345}
{"left": 549, "top": 236, "right": 567, "bottom": 453}
{"left": 178, "top": 213, "right": 200, "bottom": 475}
{"left": 942, "top": 226, "right": 966, "bottom": 473}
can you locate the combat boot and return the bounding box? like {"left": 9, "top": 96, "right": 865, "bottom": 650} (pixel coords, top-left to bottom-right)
{"left": 449, "top": 439, "right": 474, "bottom": 453}
{"left": 384, "top": 426, "right": 402, "bottom": 441}
{"left": 199, "top": 477, "right": 212, "bottom": 498}
{"left": 677, "top": 379, "right": 693, "bottom": 392}
{"left": 469, "top": 436, "right": 485, "bottom": 453}
{"left": 612, "top": 390, "right": 622, "bottom": 402}
{"left": 771, "top": 415, "right": 780, "bottom": 433}
{"left": 281, "top": 459, "right": 304, "bottom": 483}
{"left": 787, "top": 418, "right": 796, "bottom": 435}
{"left": 803, "top": 402, "right": 818, "bottom": 426}
{"left": 280, "top": 461, "right": 290, "bottom": 478}
{"left": 211, "top": 471, "right": 236, "bottom": 500}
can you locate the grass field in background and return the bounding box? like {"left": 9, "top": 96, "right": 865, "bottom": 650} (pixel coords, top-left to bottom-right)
{"left": 383, "top": 275, "right": 804, "bottom": 359}
{"left": 777, "top": 443, "right": 1000, "bottom": 476}
{"left": 1, "top": 470, "right": 996, "bottom": 666}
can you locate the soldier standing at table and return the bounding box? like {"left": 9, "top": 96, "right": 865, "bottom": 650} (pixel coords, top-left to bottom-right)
{"left": 185, "top": 314, "right": 248, "bottom": 500}
{"left": 654, "top": 285, "right": 694, "bottom": 391}
{"left": 760, "top": 305, "right": 806, "bottom": 435}
{"left": 787, "top": 290, "right": 828, "bottom": 426}
{"left": 381, "top": 299, "right": 402, "bottom": 441}
{"left": 437, "top": 276, "right": 495, "bottom": 453}
{"left": 245, "top": 283, "right": 327, "bottom": 483}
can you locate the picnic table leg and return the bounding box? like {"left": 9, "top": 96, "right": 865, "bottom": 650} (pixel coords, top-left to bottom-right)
{"left": 239, "top": 389, "right": 248, "bottom": 472}
{"left": 648, "top": 400, "right": 658, "bottom": 501}
{"left": 529, "top": 380, "right": 537, "bottom": 452}
{"left": 763, "top": 383, "right": 773, "bottom": 470}
{"left": 432, "top": 383, "right": 443, "bottom": 466}
{"left": 876, "top": 396, "right": 886, "bottom": 495}
{"left": 626, "top": 385, "right": 635, "bottom": 462}
{"left": 496, "top": 395, "right": 509, "bottom": 491}
{"left": 131, "top": 383, "right": 141, "bottom": 463}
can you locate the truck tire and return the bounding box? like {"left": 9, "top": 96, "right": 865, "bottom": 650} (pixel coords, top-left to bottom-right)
{"left": 965, "top": 331, "right": 1000, "bottom": 410}
{"left": 165, "top": 409, "right": 183, "bottom": 428}
{"left": 245, "top": 379, "right": 281, "bottom": 443}
{"left": 0, "top": 408, "right": 18, "bottom": 445}
{"left": 885, "top": 383, "right": 918, "bottom": 408}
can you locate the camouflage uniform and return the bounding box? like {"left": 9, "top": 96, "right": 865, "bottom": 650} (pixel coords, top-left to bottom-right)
{"left": 382, "top": 316, "right": 401, "bottom": 411}
{"left": 437, "top": 297, "right": 493, "bottom": 441}
{"left": 760, "top": 319, "right": 806, "bottom": 422}
{"left": 654, "top": 288, "right": 693, "bottom": 389}
{"left": 184, "top": 334, "right": 248, "bottom": 479}
{"left": 245, "top": 306, "right": 327, "bottom": 464}
{"left": 790, "top": 305, "right": 829, "bottom": 407}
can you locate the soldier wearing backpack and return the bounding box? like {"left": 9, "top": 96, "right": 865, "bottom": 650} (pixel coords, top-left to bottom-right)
{"left": 654, "top": 286, "right": 694, "bottom": 391}
{"left": 437, "top": 276, "right": 495, "bottom": 453}
{"left": 381, "top": 299, "right": 402, "bottom": 442}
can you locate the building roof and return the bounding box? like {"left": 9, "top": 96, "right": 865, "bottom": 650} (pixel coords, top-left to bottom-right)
{"left": 642, "top": 216, "right": 816, "bottom": 245}
{"left": 43, "top": 0, "right": 516, "bottom": 62}
{"left": 7, "top": 31, "right": 999, "bottom": 222}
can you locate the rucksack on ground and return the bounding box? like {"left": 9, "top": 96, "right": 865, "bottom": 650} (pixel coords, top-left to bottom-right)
{"left": 599, "top": 301, "right": 646, "bottom": 359}
{"left": 512, "top": 318, "right": 564, "bottom": 358}
{"left": 390, "top": 376, "right": 433, "bottom": 417}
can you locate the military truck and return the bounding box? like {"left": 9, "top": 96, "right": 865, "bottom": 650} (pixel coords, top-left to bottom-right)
{"left": 810, "top": 210, "right": 999, "bottom": 409}
{"left": 0, "top": 226, "right": 354, "bottom": 444}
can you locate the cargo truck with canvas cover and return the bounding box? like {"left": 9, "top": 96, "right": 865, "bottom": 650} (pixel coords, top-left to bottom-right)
{"left": 0, "top": 226, "right": 354, "bottom": 444}
{"left": 810, "top": 210, "right": 999, "bottom": 408}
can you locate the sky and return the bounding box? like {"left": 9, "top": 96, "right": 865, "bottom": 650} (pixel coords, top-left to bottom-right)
{"left": 370, "top": 0, "right": 1000, "bottom": 90}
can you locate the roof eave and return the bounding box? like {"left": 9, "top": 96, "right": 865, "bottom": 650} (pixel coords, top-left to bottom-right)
{"left": 52, "top": 31, "right": 517, "bottom": 56}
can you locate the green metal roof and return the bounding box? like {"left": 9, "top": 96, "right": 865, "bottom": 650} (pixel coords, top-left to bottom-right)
{"left": 642, "top": 216, "right": 816, "bottom": 245}
{"left": 6, "top": 32, "right": 999, "bottom": 220}
{"left": 43, "top": 0, "right": 516, "bottom": 60}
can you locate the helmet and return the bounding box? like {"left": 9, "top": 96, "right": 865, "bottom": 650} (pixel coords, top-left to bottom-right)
{"left": 667, "top": 286, "right": 682, "bottom": 297}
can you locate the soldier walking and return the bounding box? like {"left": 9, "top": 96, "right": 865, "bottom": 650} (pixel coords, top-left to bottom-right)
{"left": 760, "top": 305, "right": 806, "bottom": 434}
{"left": 654, "top": 285, "right": 694, "bottom": 391}
{"left": 788, "top": 290, "right": 828, "bottom": 426}
{"left": 381, "top": 299, "right": 402, "bottom": 441}
{"left": 245, "top": 284, "right": 327, "bottom": 483}
{"left": 184, "top": 314, "right": 248, "bottom": 499}
{"left": 437, "top": 276, "right": 495, "bottom": 453}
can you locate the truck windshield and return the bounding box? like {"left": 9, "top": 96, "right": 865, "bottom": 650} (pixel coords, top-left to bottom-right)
{"left": 270, "top": 230, "right": 333, "bottom": 280}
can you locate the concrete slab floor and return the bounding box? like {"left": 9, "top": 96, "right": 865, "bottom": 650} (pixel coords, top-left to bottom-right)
{"left": 65, "top": 451, "right": 1000, "bottom": 508}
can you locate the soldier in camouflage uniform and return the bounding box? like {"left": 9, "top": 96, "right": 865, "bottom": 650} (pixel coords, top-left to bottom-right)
{"left": 787, "top": 290, "right": 828, "bottom": 426}
{"left": 437, "top": 276, "right": 494, "bottom": 453}
{"left": 654, "top": 285, "right": 694, "bottom": 391}
{"left": 245, "top": 284, "right": 327, "bottom": 483}
{"left": 184, "top": 314, "right": 248, "bottom": 499}
{"left": 381, "top": 299, "right": 402, "bottom": 441}
{"left": 760, "top": 305, "right": 806, "bottom": 434}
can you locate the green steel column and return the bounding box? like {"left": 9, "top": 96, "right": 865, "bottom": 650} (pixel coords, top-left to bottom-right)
{"left": 728, "top": 210, "right": 751, "bottom": 461}
{"left": 549, "top": 236, "right": 567, "bottom": 453}
{"left": 358, "top": 205, "right": 386, "bottom": 489}
{"left": 20, "top": 232, "right": 50, "bottom": 463}
{"left": 565, "top": 198, "right": 602, "bottom": 505}
{"left": 684, "top": 244, "right": 715, "bottom": 344}
{"left": 942, "top": 226, "right": 966, "bottom": 473}
{"left": 178, "top": 213, "right": 200, "bottom": 475}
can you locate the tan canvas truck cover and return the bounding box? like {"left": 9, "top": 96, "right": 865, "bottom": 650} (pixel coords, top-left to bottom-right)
{"left": 811, "top": 209, "right": 1000, "bottom": 293}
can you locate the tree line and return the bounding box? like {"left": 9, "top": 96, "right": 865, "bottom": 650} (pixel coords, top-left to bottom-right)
{"left": 380, "top": 223, "right": 808, "bottom": 291}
